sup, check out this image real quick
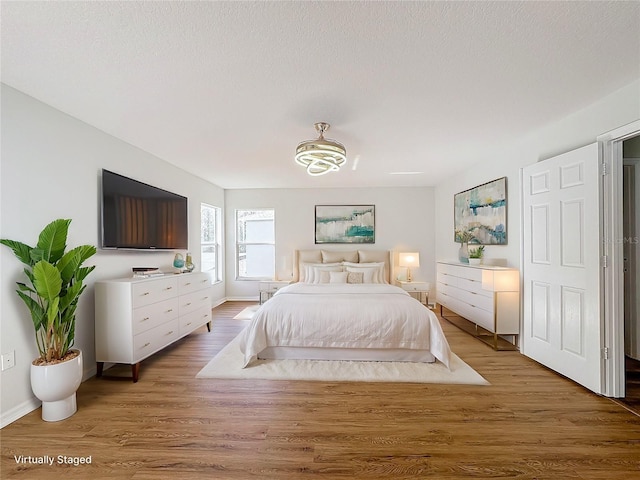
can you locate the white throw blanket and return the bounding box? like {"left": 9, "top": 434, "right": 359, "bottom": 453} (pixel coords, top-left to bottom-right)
{"left": 239, "top": 283, "right": 451, "bottom": 368}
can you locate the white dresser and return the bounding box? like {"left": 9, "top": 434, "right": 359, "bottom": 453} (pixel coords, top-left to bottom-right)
{"left": 95, "top": 272, "right": 212, "bottom": 382}
{"left": 436, "top": 261, "right": 519, "bottom": 350}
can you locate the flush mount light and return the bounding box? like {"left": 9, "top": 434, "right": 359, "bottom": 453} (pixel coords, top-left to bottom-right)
{"left": 295, "top": 122, "right": 347, "bottom": 176}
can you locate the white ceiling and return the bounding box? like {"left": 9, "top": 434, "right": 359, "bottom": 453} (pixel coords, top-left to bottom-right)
{"left": 1, "top": 1, "right": 639, "bottom": 189}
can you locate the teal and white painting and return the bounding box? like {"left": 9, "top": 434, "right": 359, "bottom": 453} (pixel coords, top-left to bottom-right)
{"left": 315, "top": 205, "right": 375, "bottom": 244}
{"left": 454, "top": 177, "right": 507, "bottom": 245}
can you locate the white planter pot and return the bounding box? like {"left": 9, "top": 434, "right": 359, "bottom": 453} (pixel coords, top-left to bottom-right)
{"left": 30, "top": 349, "right": 83, "bottom": 422}
{"left": 468, "top": 258, "right": 482, "bottom": 265}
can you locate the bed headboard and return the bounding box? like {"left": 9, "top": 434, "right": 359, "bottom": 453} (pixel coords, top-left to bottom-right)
{"left": 293, "top": 249, "right": 393, "bottom": 283}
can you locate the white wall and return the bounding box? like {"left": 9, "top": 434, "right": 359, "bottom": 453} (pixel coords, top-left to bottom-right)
{"left": 0, "top": 85, "right": 226, "bottom": 426}
{"left": 434, "top": 80, "right": 640, "bottom": 269}
{"left": 225, "top": 187, "right": 435, "bottom": 299}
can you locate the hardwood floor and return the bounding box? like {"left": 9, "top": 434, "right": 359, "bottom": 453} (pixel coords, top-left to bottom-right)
{"left": 2, "top": 301, "right": 639, "bottom": 479}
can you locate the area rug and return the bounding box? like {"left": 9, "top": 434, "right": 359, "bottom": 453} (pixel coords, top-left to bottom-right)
{"left": 233, "top": 305, "right": 261, "bottom": 320}
{"left": 196, "top": 333, "right": 489, "bottom": 385}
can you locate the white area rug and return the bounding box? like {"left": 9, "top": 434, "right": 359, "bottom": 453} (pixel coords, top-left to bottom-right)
{"left": 233, "top": 305, "right": 260, "bottom": 320}
{"left": 197, "top": 333, "right": 489, "bottom": 385}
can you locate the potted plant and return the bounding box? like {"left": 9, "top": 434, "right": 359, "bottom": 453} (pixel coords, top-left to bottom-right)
{"left": 455, "top": 228, "right": 475, "bottom": 263}
{"left": 468, "top": 245, "right": 485, "bottom": 265}
{"left": 1, "top": 219, "right": 96, "bottom": 421}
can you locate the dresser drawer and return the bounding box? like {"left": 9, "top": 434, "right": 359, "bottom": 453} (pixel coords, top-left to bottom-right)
{"left": 132, "top": 277, "right": 178, "bottom": 308}
{"left": 456, "top": 277, "right": 492, "bottom": 297}
{"left": 132, "top": 298, "right": 179, "bottom": 335}
{"left": 179, "top": 289, "right": 211, "bottom": 315}
{"left": 455, "top": 288, "right": 494, "bottom": 313}
{"left": 133, "top": 319, "right": 181, "bottom": 362}
{"left": 438, "top": 263, "right": 482, "bottom": 281}
{"left": 178, "top": 273, "right": 210, "bottom": 295}
{"left": 179, "top": 306, "right": 211, "bottom": 334}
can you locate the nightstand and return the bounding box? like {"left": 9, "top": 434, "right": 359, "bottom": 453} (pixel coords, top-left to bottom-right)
{"left": 397, "top": 281, "right": 431, "bottom": 306}
{"left": 258, "top": 281, "right": 291, "bottom": 304}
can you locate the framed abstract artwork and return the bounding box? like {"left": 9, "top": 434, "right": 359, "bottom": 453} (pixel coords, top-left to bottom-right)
{"left": 454, "top": 177, "right": 507, "bottom": 245}
{"left": 315, "top": 205, "right": 375, "bottom": 244}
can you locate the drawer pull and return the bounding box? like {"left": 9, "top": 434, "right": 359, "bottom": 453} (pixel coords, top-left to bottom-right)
{"left": 165, "top": 286, "right": 173, "bottom": 290}
{"left": 142, "top": 292, "right": 150, "bottom": 296}
{"left": 185, "top": 282, "right": 191, "bottom": 286}
{"left": 202, "top": 296, "right": 209, "bottom": 300}
{"left": 185, "top": 302, "right": 192, "bottom": 306}
{"left": 142, "top": 342, "right": 151, "bottom": 348}
{"left": 201, "top": 279, "right": 207, "bottom": 283}
{"left": 166, "top": 330, "right": 174, "bottom": 336}
{"left": 186, "top": 322, "right": 192, "bottom": 326}
{"left": 203, "top": 314, "right": 208, "bottom": 318}
{"left": 166, "top": 309, "right": 173, "bottom": 313}
{"left": 142, "top": 317, "right": 150, "bottom": 321}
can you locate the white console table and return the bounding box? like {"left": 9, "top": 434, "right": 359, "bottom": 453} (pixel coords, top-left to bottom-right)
{"left": 436, "top": 261, "right": 519, "bottom": 350}
{"left": 95, "top": 272, "right": 212, "bottom": 382}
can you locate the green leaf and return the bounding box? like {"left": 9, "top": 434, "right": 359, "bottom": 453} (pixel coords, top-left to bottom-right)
{"left": 57, "top": 245, "right": 96, "bottom": 283}
{"left": 33, "top": 261, "right": 62, "bottom": 302}
{"left": 36, "top": 219, "right": 70, "bottom": 263}
{"left": 0, "top": 239, "right": 34, "bottom": 266}
{"left": 59, "top": 282, "right": 84, "bottom": 312}
{"left": 75, "top": 265, "right": 96, "bottom": 284}
{"left": 16, "top": 290, "right": 46, "bottom": 332}
{"left": 46, "top": 296, "right": 60, "bottom": 325}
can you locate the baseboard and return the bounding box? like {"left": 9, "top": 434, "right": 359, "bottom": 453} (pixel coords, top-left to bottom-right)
{"left": 1, "top": 397, "right": 40, "bottom": 428}
{"left": 224, "top": 296, "right": 260, "bottom": 302}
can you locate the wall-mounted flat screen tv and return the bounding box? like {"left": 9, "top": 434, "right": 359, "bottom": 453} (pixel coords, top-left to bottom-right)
{"left": 101, "top": 169, "right": 188, "bottom": 250}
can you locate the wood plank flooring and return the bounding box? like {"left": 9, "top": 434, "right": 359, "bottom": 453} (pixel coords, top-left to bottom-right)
{"left": 2, "top": 301, "right": 639, "bottom": 479}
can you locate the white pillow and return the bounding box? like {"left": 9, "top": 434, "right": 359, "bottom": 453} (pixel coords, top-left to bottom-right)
{"left": 345, "top": 266, "right": 378, "bottom": 283}
{"left": 301, "top": 262, "right": 341, "bottom": 283}
{"left": 342, "top": 262, "right": 385, "bottom": 283}
{"left": 329, "top": 271, "right": 348, "bottom": 284}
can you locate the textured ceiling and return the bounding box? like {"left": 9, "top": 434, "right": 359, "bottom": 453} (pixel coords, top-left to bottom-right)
{"left": 1, "top": 1, "right": 639, "bottom": 189}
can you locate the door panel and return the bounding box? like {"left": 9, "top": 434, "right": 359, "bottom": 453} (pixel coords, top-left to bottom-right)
{"left": 522, "top": 143, "right": 603, "bottom": 394}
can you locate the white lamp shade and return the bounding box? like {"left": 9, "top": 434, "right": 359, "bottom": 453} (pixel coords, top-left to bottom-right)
{"left": 398, "top": 252, "right": 420, "bottom": 268}
{"left": 481, "top": 269, "right": 519, "bottom": 292}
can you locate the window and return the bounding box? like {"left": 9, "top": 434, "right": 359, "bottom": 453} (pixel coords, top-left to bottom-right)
{"left": 201, "top": 203, "right": 221, "bottom": 281}
{"left": 236, "top": 209, "right": 275, "bottom": 280}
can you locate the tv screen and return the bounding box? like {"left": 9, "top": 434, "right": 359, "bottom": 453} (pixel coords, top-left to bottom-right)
{"left": 101, "top": 169, "right": 188, "bottom": 250}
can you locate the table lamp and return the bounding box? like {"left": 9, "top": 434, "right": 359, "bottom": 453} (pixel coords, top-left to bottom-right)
{"left": 399, "top": 252, "right": 420, "bottom": 282}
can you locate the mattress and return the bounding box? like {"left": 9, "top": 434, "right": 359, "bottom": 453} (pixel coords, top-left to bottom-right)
{"left": 239, "top": 283, "right": 451, "bottom": 368}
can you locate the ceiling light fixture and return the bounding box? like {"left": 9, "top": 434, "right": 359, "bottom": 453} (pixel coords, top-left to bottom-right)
{"left": 295, "top": 122, "right": 346, "bottom": 176}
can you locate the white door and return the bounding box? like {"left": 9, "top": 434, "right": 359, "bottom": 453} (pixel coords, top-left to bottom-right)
{"left": 521, "top": 143, "right": 604, "bottom": 394}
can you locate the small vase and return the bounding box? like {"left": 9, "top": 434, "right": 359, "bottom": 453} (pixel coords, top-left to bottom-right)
{"left": 458, "top": 243, "right": 469, "bottom": 263}
{"left": 469, "top": 258, "right": 482, "bottom": 265}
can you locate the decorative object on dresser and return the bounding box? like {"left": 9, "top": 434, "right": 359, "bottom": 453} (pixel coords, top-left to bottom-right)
{"left": 396, "top": 280, "right": 430, "bottom": 306}
{"left": 455, "top": 228, "right": 474, "bottom": 263}
{"left": 468, "top": 245, "right": 485, "bottom": 265}
{"left": 398, "top": 252, "right": 420, "bottom": 281}
{"left": 315, "top": 205, "right": 375, "bottom": 244}
{"left": 436, "top": 261, "right": 519, "bottom": 350}
{"left": 259, "top": 280, "right": 291, "bottom": 304}
{"left": 95, "top": 272, "right": 212, "bottom": 382}
{"left": 454, "top": 177, "right": 507, "bottom": 245}
{"left": 1, "top": 218, "right": 97, "bottom": 422}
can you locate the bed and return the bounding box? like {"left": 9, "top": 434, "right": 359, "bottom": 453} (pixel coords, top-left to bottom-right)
{"left": 239, "top": 249, "right": 451, "bottom": 368}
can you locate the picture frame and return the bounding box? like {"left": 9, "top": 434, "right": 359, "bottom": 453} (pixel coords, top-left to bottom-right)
{"left": 315, "top": 205, "right": 375, "bottom": 244}
{"left": 454, "top": 177, "right": 507, "bottom": 245}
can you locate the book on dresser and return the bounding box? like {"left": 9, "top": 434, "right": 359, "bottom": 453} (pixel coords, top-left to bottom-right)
{"left": 436, "top": 261, "right": 519, "bottom": 350}
{"left": 95, "top": 272, "right": 212, "bottom": 382}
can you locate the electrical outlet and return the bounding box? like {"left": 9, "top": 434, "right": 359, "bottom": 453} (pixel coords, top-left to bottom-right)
{"left": 1, "top": 351, "right": 15, "bottom": 371}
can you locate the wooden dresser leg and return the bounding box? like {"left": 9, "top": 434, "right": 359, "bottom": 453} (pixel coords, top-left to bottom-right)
{"left": 96, "top": 362, "right": 104, "bottom": 378}
{"left": 206, "top": 321, "right": 212, "bottom": 332}
{"left": 132, "top": 363, "right": 140, "bottom": 383}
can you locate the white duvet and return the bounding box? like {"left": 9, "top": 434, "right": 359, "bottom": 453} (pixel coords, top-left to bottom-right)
{"left": 239, "top": 283, "right": 451, "bottom": 368}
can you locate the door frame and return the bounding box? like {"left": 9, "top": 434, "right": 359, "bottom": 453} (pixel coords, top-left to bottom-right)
{"left": 598, "top": 119, "right": 640, "bottom": 397}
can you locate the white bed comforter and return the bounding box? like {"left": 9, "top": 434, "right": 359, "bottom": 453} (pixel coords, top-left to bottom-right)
{"left": 239, "top": 283, "right": 451, "bottom": 368}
